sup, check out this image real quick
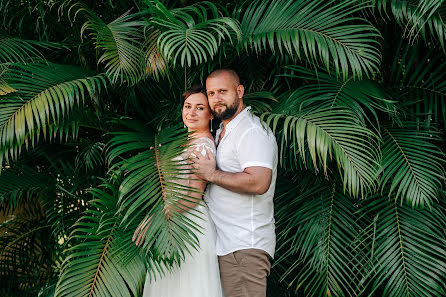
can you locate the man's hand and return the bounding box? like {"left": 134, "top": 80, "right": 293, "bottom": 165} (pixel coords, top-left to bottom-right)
{"left": 191, "top": 149, "right": 217, "bottom": 182}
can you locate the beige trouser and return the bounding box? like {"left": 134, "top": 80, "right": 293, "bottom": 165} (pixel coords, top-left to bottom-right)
{"left": 218, "top": 248, "right": 271, "bottom": 297}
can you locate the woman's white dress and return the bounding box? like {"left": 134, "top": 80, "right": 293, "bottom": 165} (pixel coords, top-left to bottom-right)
{"left": 142, "top": 137, "right": 224, "bottom": 297}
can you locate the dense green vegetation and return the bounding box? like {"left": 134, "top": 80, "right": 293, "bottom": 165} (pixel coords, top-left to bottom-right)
{"left": 1, "top": 0, "right": 445, "bottom": 296}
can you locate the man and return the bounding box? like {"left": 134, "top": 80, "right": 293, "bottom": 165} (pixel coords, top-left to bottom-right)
{"left": 192, "top": 69, "right": 278, "bottom": 297}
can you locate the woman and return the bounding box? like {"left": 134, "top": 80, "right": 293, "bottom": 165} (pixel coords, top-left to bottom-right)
{"left": 136, "top": 86, "right": 224, "bottom": 297}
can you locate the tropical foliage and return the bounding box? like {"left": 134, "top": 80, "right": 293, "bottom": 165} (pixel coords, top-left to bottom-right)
{"left": 1, "top": 0, "right": 445, "bottom": 297}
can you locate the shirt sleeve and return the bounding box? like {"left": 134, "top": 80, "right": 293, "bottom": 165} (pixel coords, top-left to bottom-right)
{"left": 237, "top": 127, "right": 276, "bottom": 170}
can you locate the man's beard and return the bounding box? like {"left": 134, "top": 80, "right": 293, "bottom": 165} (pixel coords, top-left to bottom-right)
{"left": 212, "top": 97, "right": 239, "bottom": 120}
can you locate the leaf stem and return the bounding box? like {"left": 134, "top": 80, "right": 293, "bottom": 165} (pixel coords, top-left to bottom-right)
{"left": 0, "top": 224, "right": 51, "bottom": 257}
{"left": 393, "top": 199, "right": 411, "bottom": 296}
{"left": 325, "top": 184, "right": 336, "bottom": 294}
{"left": 89, "top": 222, "right": 116, "bottom": 297}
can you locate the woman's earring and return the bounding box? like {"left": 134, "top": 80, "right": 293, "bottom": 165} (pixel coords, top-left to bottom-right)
{"left": 183, "top": 124, "right": 186, "bottom": 129}
{"left": 210, "top": 119, "right": 213, "bottom": 132}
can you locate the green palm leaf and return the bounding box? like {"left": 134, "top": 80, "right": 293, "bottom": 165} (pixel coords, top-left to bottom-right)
{"left": 361, "top": 195, "right": 446, "bottom": 297}
{"left": 410, "top": 0, "right": 446, "bottom": 34}
{"left": 143, "top": 28, "right": 169, "bottom": 80}
{"left": 147, "top": 0, "right": 241, "bottom": 67}
{"left": 0, "top": 200, "right": 56, "bottom": 297}
{"left": 380, "top": 124, "right": 445, "bottom": 208}
{"left": 73, "top": 2, "right": 145, "bottom": 85}
{"left": 0, "top": 79, "right": 16, "bottom": 96}
{"left": 388, "top": 41, "right": 446, "bottom": 129}
{"left": 0, "top": 63, "right": 108, "bottom": 166}
{"left": 0, "top": 165, "right": 50, "bottom": 207}
{"left": 122, "top": 66, "right": 187, "bottom": 129}
{"left": 243, "top": 91, "right": 277, "bottom": 113}
{"left": 280, "top": 65, "right": 400, "bottom": 128}
{"left": 55, "top": 178, "right": 146, "bottom": 297}
{"left": 239, "top": 0, "right": 382, "bottom": 79}
{"left": 107, "top": 122, "right": 204, "bottom": 265}
{"left": 0, "top": 33, "right": 43, "bottom": 63}
{"left": 75, "top": 140, "right": 105, "bottom": 172}
{"left": 262, "top": 108, "right": 380, "bottom": 197}
{"left": 275, "top": 177, "right": 364, "bottom": 297}
{"left": 372, "top": 0, "right": 446, "bottom": 48}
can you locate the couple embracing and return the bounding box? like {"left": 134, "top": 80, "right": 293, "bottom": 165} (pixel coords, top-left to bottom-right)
{"left": 140, "top": 69, "right": 278, "bottom": 297}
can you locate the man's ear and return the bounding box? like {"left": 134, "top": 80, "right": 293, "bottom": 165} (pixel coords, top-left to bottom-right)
{"left": 237, "top": 84, "right": 244, "bottom": 99}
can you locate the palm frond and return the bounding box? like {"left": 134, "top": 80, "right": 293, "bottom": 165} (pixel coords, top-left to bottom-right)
{"left": 0, "top": 165, "right": 50, "bottom": 207}
{"left": 274, "top": 177, "right": 364, "bottom": 297}
{"left": 107, "top": 122, "right": 205, "bottom": 265}
{"left": 0, "top": 33, "right": 43, "bottom": 63}
{"left": 239, "top": 0, "right": 382, "bottom": 79}
{"left": 75, "top": 140, "right": 105, "bottom": 172}
{"left": 0, "top": 78, "right": 17, "bottom": 96}
{"left": 388, "top": 40, "right": 446, "bottom": 129}
{"left": 147, "top": 0, "right": 241, "bottom": 67}
{"left": 0, "top": 71, "right": 17, "bottom": 96}
{"left": 262, "top": 108, "right": 380, "bottom": 197}
{"left": 41, "top": 156, "right": 93, "bottom": 241}
{"left": 360, "top": 194, "right": 446, "bottom": 297}
{"left": 380, "top": 124, "right": 445, "bottom": 208}
{"left": 73, "top": 2, "right": 145, "bottom": 85}
{"left": 371, "top": 0, "right": 446, "bottom": 49}
{"left": 243, "top": 91, "right": 277, "bottom": 113}
{"left": 0, "top": 63, "right": 108, "bottom": 166}
{"left": 55, "top": 177, "right": 146, "bottom": 297}
{"left": 122, "top": 67, "right": 186, "bottom": 128}
{"left": 0, "top": 200, "right": 57, "bottom": 297}
{"left": 143, "top": 28, "right": 169, "bottom": 80}
{"left": 280, "top": 65, "right": 400, "bottom": 128}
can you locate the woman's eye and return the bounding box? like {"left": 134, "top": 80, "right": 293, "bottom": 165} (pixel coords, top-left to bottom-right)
{"left": 198, "top": 107, "right": 204, "bottom": 110}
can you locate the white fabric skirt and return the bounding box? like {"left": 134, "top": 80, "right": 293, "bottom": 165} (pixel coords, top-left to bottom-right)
{"left": 143, "top": 204, "right": 224, "bottom": 297}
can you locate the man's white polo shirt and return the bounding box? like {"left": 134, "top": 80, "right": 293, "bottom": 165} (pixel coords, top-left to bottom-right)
{"left": 204, "top": 107, "right": 278, "bottom": 258}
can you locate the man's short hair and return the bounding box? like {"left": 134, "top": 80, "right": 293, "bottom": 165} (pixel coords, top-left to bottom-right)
{"left": 206, "top": 69, "right": 240, "bottom": 86}
{"left": 182, "top": 84, "right": 206, "bottom": 101}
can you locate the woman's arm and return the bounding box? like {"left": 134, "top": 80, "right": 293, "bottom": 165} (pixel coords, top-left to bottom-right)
{"left": 133, "top": 140, "right": 214, "bottom": 246}
{"left": 166, "top": 141, "right": 214, "bottom": 214}
{"left": 168, "top": 172, "right": 206, "bottom": 214}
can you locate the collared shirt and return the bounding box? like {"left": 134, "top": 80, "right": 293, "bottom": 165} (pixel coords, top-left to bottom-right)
{"left": 204, "top": 107, "right": 278, "bottom": 258}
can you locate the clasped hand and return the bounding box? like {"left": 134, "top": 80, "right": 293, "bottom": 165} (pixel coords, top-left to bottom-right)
{"left": 188, "top": 148, "right": 216, "bottom": 182}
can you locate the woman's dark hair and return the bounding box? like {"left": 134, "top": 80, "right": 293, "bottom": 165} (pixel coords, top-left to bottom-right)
{"left": 182, "top": 84, "right": 206, "bottom": 101}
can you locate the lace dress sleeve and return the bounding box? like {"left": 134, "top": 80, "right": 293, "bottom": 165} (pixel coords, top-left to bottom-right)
{"left": 189, "top": 137, "right": 216, "bottom": 158}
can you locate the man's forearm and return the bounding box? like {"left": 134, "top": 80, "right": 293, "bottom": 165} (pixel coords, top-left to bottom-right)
{"left": 207, "top": 169, "right": 270, "bottom": 195}
{"left": 191, "top": 149, "right": 272, "bottom": 195}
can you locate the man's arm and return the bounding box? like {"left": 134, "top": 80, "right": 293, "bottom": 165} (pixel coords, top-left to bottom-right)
{"left": 192, "top": 150, "right": 272, "bottom": 195}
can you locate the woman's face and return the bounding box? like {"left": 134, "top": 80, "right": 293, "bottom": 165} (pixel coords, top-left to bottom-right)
{"left": 182, "top": 93, "right": 213, "bottom": 132}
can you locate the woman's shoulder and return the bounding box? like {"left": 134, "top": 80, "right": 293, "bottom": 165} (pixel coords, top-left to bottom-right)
{"left": 190, "top": 136, "right": 216, "bottom": 156}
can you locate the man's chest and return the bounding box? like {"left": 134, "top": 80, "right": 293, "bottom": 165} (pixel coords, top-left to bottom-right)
{"left": 215, "top": 132, "right": 242, "bottom": 173}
